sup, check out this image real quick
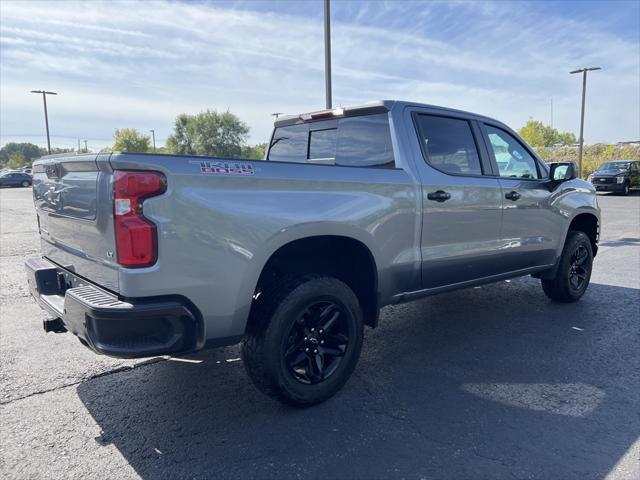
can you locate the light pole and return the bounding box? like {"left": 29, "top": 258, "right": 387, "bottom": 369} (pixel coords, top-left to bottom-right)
{"left": 30, "top": 90, "right": 57, "bottom": 154}
{"left": 324, "top": 0, "right": 332, "bottom": 109}
{"left": 570, "top": 67, "right": 601, "bottom": 177}
{"left": 150, "top": 129, "right": 156, "bottom": 152}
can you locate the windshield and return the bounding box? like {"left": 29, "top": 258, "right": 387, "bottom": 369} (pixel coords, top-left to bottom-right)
{"left": 596, "top": 162, "right": 630, "bottom": 172}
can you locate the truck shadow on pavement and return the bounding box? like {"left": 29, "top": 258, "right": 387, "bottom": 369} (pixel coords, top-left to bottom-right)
{"left": 77, "top": 278, "right": 640, "bottom": 480}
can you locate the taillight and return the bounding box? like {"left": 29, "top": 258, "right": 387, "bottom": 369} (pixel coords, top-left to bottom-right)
{"left": 113, "top": 171, "right": 166, "bottom": 267}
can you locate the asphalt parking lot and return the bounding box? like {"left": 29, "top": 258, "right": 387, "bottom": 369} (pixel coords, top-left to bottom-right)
{"left": 1, "top": 187, "right": 638, "bottom": 480}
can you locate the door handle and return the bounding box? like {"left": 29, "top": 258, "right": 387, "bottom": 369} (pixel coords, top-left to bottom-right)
{"left": 505, "top": 191, "right": 521, "bottom": 201}
{"left": 427, "top": 190, "right": 451, "bottom": 202}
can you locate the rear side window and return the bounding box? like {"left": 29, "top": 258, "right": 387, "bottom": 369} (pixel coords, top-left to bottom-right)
{"left": 415, "top": 114, "right": 482, "bottom": 175}
{"left": 267, "top": 113, "right": 395, "bottom": 168}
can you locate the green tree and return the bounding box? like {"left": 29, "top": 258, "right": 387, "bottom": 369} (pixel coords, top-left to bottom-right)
{"left": 50, "top": 147, "right": 74, "bottom": 155}
{"left": 556, "top": 132, "right": 577, "bottom": 146}
{"left": 7, "top": 152, "right": 28, "bottom": 169}
{"left": 241, "top": 143, "right": 267, "bottom": 160}
{"left": 518, "top": 119, "right": 576, "bottom": 147}
{"left": 166, "top": 110, "right": 249, "bottom": 157}
{"left": 0, "top": 142, "right": 45, "bottom": 167}
{"left": 113, "top": 128, "right": 151, "bottom": 153}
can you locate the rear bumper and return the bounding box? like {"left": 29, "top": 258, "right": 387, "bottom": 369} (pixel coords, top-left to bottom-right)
{"left": 25, "top": 257, "right": 202, "bottom": 358}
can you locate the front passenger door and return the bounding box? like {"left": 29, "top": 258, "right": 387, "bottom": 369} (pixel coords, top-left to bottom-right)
{"left": 482, "top": 124, "right": 561, "bottom": 271}
{"left": 412, "top": 113, "right": 504, "bottom": 289}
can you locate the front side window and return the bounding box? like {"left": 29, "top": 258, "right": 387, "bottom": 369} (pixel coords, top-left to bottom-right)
{"left": 415, "top": 114, "right": 482, "bottom": 175}
{"left": 485, "top": 125, "right": 541, "bottom": 179}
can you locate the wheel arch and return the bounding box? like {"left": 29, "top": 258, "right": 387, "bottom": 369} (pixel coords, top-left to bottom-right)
{"left": 234, "top": 227, "right": 383, "bottom": 335}
{"left": 567, "top": 212, "right": 599, "bottom": 257}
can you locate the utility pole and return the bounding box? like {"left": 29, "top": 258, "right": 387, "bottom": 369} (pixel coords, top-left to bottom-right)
{"left": 150, "top": 129, "right": 156, "bottom": 152}
{"left": 570, "top": 67, "right": 601, "bottom": 177}
{"left": 324, "top": 0, "right": 332, "bottom": 109}
{"left": 30, "top": 90, "right": 57, "bottom": 154}
{"left": 83, "top": 140, "right": 88, "bottom": 153}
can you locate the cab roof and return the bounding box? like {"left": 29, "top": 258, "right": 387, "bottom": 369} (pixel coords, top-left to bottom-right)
{"left": 273, "top": 100, "right": 501, "bottom": 128}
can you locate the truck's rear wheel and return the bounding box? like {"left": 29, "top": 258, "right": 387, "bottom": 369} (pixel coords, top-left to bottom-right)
{"left": 541, "top": 230, "right": 593, "bottom": 303}
{"left": 241, "top": 276, "right": 363, "bottom": 406}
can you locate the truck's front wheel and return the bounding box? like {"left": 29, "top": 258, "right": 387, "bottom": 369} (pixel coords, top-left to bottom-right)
{"left": 242, "top": 276, "right": 364, "bottom": 406}
{"left": 541, "top": 230, "right": 593, "bottom": 302}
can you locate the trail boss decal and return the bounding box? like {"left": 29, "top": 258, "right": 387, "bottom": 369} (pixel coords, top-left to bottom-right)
{"left": 192, "top": 160, "right": 257, "bottom": 176}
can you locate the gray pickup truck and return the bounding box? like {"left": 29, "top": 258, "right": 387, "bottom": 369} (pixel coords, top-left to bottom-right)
{"left": 26, "top": 100, "right": 600, "bottom": 406}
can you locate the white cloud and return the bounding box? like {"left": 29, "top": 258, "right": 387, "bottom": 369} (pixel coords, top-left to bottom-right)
{"left": 1, "top": 0, "right": 638, "bottom": 150}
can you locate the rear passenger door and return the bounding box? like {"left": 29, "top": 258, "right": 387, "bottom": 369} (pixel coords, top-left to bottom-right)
{"left": 411, "top": 112, "right": 504, "bottom": 289}
{"left": 480, "top": 123, "right": 560, "bottom": 270}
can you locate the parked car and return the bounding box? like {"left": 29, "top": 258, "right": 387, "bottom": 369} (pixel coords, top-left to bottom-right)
{"left": 587, "top": 160, "right": 640, "bottom": 195}
{"left": 25, "top": 100, "right": 600, "bottom": 406}
{"left": 22, "top": 167, "right": 33, "bottom": 176}
{"left": 0, "top": 171, "right": 33, "bottom": 188}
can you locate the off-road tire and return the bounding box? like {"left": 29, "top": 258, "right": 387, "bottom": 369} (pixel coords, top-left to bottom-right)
{"left": 241, "top": 275, "right": 363, "bottom": 407}
{"left": 541, "top": 230, "right": 593, "bottom": 303}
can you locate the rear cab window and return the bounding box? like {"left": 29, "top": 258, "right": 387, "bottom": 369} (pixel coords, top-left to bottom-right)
{"left": 268, "top": 124, "right": 309, "bottom": 163}
{"left": 268, "top": 113, "right": 395, "bottom": 168}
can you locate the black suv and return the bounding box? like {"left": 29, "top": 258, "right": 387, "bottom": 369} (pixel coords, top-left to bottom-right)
{"left": 0, "top": 171, "right": 32, "bottom": 188}
{"left": 588, "top": 160, "right": 640, "bottom": 196}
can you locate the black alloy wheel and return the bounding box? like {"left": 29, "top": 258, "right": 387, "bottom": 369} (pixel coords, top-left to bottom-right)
{"left": 568, "top": 244, "right": 589, "bottom": 292}
{"left": 541, "top": 230, "right": 593, "bottom": 303}
{"left": 283, "top": 300, "right": 349, "bottom": 385}
{"left": 242, "top": 276, "right": 364, "bottom": 406}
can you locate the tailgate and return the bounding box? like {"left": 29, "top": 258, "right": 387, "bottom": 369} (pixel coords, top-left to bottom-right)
{"left": 32, "top": 154, "right": 119, "bottom": 292}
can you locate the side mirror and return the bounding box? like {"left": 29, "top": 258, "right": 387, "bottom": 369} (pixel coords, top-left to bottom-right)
{"left": 549, "top": 161, "right": 578, "bottom": 185}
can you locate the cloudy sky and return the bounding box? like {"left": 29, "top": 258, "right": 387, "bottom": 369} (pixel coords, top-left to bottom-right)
{"left": 1, "top": 0, "right": 638, "bottom": 150}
